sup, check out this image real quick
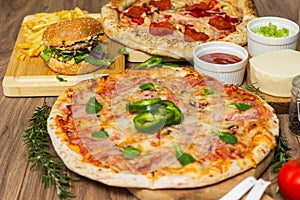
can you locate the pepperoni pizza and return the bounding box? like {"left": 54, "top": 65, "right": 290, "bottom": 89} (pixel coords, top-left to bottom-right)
{"left": 101, "top": 0, "right": 256, "bottom": 59}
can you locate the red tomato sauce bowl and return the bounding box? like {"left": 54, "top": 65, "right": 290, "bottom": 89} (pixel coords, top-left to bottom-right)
{"left": 193, "top": 41, "right": 248, "bottom": 85}
{"left": 199, "top": 52, "right": 243, "bottom": 64}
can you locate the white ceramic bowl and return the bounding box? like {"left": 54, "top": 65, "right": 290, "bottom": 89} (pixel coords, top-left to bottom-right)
{"left": 193, "top": 41, "right": 248, "bottom": 85}
{"left": 247, "top": 16, "right": 299, "bottom": 57}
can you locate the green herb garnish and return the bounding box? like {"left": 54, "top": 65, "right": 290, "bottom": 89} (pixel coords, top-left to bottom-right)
{"left": 122, "top": 146, "right": 141, "bottom": 158}
{"left": 118, "top": 47, "right": 129, "bottom": 55}
{"left": 91, "top": 130, "right": 109, "bottom": 139}
{"left": 85, "top": 55, "right": 113, "bottom": 66}
{"left": 104, "top": 53, "right": 115, "bottom": 62}
{"left": 86, "top": 96, "right": 103, "bottom": 114}
{"left": 175, "top": 145, "right": 196, "bottom": 166}
{"left": 231, "top": 103, "right": 252, "bottom": 111}
{"left": 40, "top": 49, "right": 51, "bottom": 61}
{"left": 215, "top": 131, "right": 238, "bottom": 144}
{"left": 204, "top": 88, "right": 215, "bottom": 96}
{"left": 40, "top": 46, "right": 89, "bottom": 64}
{"left": 238, "top": 82, "right": 265, "bottom": 99}
{"left": 272, "top": 135, "right": 291, "bottom": 173}
{"left": 56, "top": 73, "right": 67, "bottom": 82}
{"left": 23, "top": 104, "right": 77, "bottom": 199}
{"left": 94, "top": 44, "right": 107, "bottom": 53}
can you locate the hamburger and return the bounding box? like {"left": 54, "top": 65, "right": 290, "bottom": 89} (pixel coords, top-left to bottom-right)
{"left": 40, "top": 17, "right": 105, "bottom": 75}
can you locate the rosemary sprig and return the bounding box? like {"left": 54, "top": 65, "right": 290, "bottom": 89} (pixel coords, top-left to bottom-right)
{"left": 23, "top": 104, "right": 77, "bottom": 199}
{"left": 238, "top": 82, "right": 265, "bottom": 99}
{"left": 271, "top": 134, "right": 291, "bottom": 173}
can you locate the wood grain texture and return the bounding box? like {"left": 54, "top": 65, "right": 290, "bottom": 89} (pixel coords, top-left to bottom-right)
{"left": 1, "top": 1, "right": 300, "bottom": 200}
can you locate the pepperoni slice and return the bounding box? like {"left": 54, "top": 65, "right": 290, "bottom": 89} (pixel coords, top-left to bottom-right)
{"left": 124, "top": 6, "right": 144, "bottom": 19}
{"left": 184, "top": 26, "right": 209, "bottom": 42}
{"left": 225, "top": 15, "right": 239, "bottom": 23}
{"left": 149, "top": 21, "right": 174, "bottom": 36}
{"left": 187, "top": 10, "right": 215, "bottom": 18}
{"left": 132, "top": 17, "right": 144, "bottom": 25}
{"left": 209, "top": 16, "right": 235, "bottom": 31}
{"left": 207, "top": 0, "right": 218, "bottom": 9}
{"left": 150, "top": 0, "right": 171, "bottom": 11}
{"left": 185, "top": 2, "right": 209, "bottom": 11}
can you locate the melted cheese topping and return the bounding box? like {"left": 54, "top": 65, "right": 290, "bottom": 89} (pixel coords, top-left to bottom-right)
{"left": 52, "top": 68, "right": 278, "bottom": 185}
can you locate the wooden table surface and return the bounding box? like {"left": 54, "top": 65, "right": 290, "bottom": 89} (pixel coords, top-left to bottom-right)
{"left": 1, "top": 0, "right": 300, "bottom": 200}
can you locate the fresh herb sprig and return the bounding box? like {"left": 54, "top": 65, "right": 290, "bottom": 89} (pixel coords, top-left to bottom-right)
{"left": 272, "top": 134, "right": 291, "bottom": 173}
{"left": 238, "top": 82, "right": 265, "bottom": 99}
{"left": 23, "top": 104, "right": 77, "bottom": 199}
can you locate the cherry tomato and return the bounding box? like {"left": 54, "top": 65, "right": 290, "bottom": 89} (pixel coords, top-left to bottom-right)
{"left": 278, "top": 158, "right": 300, "bottom": 200}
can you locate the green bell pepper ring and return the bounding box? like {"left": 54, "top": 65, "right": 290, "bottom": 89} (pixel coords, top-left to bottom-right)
{"left": 155, "top": 107, "right": 175, "bottom": 126}
{"left": 160, "top": 100, "right": 183, "bottom": 124}
{"left": 163, "top": 63, "right": 180, "bottom": 68}
{"left": 164, "top": 108, "right": 175, "bottom": 126}
{"left": 133, "top": 111, "right": 166, "bottom": 134}
{"left": 134, "top": 57, "right": 163, "bottom": 70}
{"left": 126, "top": 98, "right": 161, "bottom": 112}
{"left": 139, "top": 82, "right": 155, "bottom": 91}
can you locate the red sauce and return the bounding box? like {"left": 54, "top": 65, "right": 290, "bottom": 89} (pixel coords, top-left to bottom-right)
{"left": 199, "top": 52, "right": 242, "bottom": 64}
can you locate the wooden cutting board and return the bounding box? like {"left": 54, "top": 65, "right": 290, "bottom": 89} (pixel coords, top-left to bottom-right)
{"left": 128, "top": 151, "right": 274, "bottom": 200}
{"left": 2, "top": 14, "right": 125, "bottom": 97}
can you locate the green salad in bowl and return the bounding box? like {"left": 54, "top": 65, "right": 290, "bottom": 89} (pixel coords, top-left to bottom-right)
{"left": 252, "top": 22, "right": 289, "bottom": 38}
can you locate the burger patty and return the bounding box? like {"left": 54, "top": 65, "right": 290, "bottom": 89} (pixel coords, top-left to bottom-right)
{"left": 57, "top": 35, "right": 100, "bottom": 52}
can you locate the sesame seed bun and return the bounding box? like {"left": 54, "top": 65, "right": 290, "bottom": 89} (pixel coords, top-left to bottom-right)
{"left": 46, "top": 58, "right": 100, "bottom": 75}
{"left": 43, "top": 17, "right": 104, "bottom": 47}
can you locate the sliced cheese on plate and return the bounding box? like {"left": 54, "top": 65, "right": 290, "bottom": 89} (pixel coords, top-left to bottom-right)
{"left": 249, "top": 49, "right": 300, "bottom": 97}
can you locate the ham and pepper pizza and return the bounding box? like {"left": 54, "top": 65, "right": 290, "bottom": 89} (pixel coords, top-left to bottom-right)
{"left": 47, "top": 67, "right": 278, "bottom": 188}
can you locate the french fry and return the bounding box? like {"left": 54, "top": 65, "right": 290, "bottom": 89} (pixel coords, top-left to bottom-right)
{"left": 25, "top": 43, "right": 41, "bottom": 57}
{"left": 17, "top": 52, "right": 26, "bottom": 62}
{"left": 16, "top": 7, "right": 88, "bottom": 61}
{"left": 17, "top": 43, "right": 33, "bottom": 49}
{"left": 31, "top": 21, "right": 56, "bottom": 31}
{"left": 25, "top": 28, "right": 45, "bottom": 43}
{"left": 75, "top": 7, "right": 85, "bottom": 16}
{"left": 34, "top": 46, "right": 45, "bottom": 57}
